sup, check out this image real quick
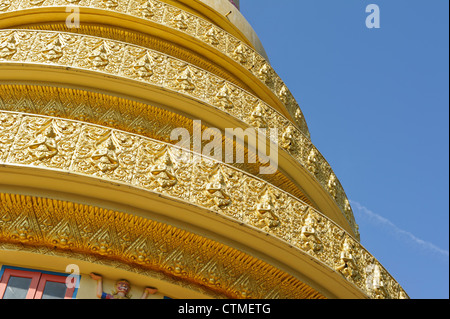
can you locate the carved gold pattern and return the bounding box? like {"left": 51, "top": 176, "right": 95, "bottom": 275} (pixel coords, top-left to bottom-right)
{"left": 0, "top": 0, "right": 309, "bottom": 136}
{"left": 0, "top": 112, "right": 408, "bottom": 298}
{"left": 0, "top": 1, "right": 12, "bottom": 12}
{"left": 21, "top": 22, "right": 254, "bottom": 93}
{"left": 0, "top": 30, "right": 358, "bottom": 237}
{"left": 0, "top": 1, "right": 407, "bottom": 299}
{"left": 0, "top": 29, "right": 289, "bottom": 135}
{"left": 0, "top": 193, "right": 325, "bottom": 299}
{"left": 0, "top": 84, "right": 314, "bottom": 208}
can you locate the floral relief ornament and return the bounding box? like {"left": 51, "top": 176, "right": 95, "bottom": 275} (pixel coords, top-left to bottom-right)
{"left": 0, "top": 0, "right": 11, "bottom": 12}
{"left": 41, "top": 36, "right": 64, "bottom": 62}
{"left": 0, "top": 0, "right": 310, "bottom": 138}
{"left": 150, "top": 147, "right": 178, "bottom": 188}
{"left": 0, "top": 35, "right": 16, "bottom": 59}
{"left": 204, "top": 165, "right": 231, "bottom": 209}
{"left": 27, "top": 125, "right": 59, "bottom": 161}
{"left": 139, "top": 0, "right": 156, "bottom": 18}
{"left": 0, "top": 29, "right": 353, "bottom": 227}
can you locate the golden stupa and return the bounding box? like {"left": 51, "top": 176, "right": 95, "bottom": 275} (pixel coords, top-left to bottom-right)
{"left": 0, "top": 0, "right": 407, "bottom": 299}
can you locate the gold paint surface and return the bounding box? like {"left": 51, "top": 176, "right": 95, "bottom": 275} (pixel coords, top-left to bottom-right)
{"left": 18, "top": 23, "right": 255, "bottom": 94}
{"left": 0, "top": 112, "right": 408, "bottom": 299}
{"left": 0, "top": 84, "right": 314, "bottom": 206}
{"left": 0, "top": 192, "right": 325, "bottom": 299}
{"left": 0, "top": 29, "right": 358, "bottom": 236}
{"left": 0, "top": 0, "right": 308, "bottom": 135}
{"left": 0, "top": 0, "right": 408, "bottom": 299}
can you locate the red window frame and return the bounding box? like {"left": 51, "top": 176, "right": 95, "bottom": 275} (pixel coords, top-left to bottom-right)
{"left": 0, "top": 269, "right": 41, "bottom": 299}
{"left": 35, "top": 273, "right": 75, "bottom": 299}
{"left": 0, "top": 268, "right": 75, "bottom": 299}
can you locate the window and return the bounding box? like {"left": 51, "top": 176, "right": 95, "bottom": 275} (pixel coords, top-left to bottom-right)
{"left": 0, "top": 266, "right": 78, "bottom": 299}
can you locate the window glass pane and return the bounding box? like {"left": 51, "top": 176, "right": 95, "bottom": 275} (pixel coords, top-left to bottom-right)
{"left": 3, "top": 276, "right": 32, "bottom": 299}
{"left": 41, "top": 281, "right": 67, "bottom": 299}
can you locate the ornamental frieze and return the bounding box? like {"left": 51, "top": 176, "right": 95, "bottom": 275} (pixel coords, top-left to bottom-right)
{"left": 0, "top": 0, "right": 308, "bottom": 136}
{"left": 0, "top": 111, "right": 407, "bottom": 298}
{"left": 0, "top": 84, "right": 313, "bottom": 207}
{"left": 0, "top": 195, "right": 325, "bottom": 299}
{"left": 0, "top": 83, "right": 358, "bottom": 236}
{"left": 0, "top": 30, "right": 292, "bottom": 137}
{"left": 0, "top": 29, "right": 358, "bottom": 237}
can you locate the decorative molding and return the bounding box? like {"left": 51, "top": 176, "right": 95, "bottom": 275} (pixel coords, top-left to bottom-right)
{"left": 0, "top": 84, "right": 313, "bottom": 207}
{"left": 0, "top": 30, "right": 358, "bottom": 236}
{"left": 0, "top": 0, "right": 309, "bottom": 136}
{"left": 19, "top": 23, "right": 254, "bottom": 93}
{"left": 0, "top": 112, "right": 408, "bottom": 299}
{"left": 0, "top": 193, "right": 325, "bottom": 299}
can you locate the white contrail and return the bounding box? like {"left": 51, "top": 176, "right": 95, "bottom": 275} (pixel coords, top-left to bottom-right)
{"left": 350, "top": 200, "right": 449, "bottom": 258}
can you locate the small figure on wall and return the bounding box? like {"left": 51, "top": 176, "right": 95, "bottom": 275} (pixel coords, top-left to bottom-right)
{"left": 89, "top": 272, "right": 158, "bottom": 299}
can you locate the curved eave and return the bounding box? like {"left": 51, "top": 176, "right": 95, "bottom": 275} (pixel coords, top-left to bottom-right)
{"left": 162, "top": 0, "right": 268, "bottom": 58}
{"left": 0, "top": 109, "right": 409, "bottom": 299}
{"left": 0, "top": 164, "right": 367, "bottom": 299}
{"left": 0, "top": 61, "right": 356, "bottom": 238}
{"left": 0, "top": 5, "right": 307, "bottom": 136}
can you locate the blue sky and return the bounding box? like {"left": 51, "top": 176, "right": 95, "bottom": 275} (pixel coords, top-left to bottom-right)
{"left": 241, "top": 0, "right": 449, "bottom": 299}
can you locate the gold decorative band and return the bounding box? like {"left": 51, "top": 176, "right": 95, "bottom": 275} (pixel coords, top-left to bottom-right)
{"left": 0, "top": 193, "right": 325, "bottom": 299}
{"left": 20, "top": 23, "right": 254, "bottom": 95}
{"left": 0, "top": 84, "right": 314, "bottom": 207}
{"left": 0, "top": 0, "right": 308, "bottom": 136}
{"left": 0, "top": 28, "right": 297, "bottom": 142}
{"left": 0, "top": 29, "right": 358, "bottom": 236}
{"left": 0, "top": 111, "right": 408, "bottom": 299}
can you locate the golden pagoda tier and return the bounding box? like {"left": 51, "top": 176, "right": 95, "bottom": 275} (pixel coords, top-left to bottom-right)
{"left": 0, "top": 0, "right": 407, "bottom": 299}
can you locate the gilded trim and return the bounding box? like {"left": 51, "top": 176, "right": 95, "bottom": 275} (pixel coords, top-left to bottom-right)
{"left": 18, "top": 23, "right": 255, "bottom": 95}
{"left": 0, "top": 84, "right": 314, "bottom": 207}
{"left": 0, "top": 0, "right": 309, "bottom": 136}
{"left": 0, "top": 193, "right": 325, "bottom": 299}
{"left": 0, "top": 29, "right": 358, "bottom": 236}
{"left": 0, "top": 112, "right": 408, "bottom": 299}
